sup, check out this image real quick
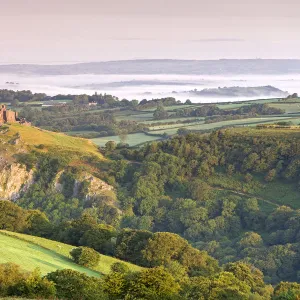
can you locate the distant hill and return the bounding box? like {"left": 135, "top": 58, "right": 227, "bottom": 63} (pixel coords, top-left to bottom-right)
{"left": 185, "top": 85, "right": 289, "bottom": 98}
{"left": 1, "top": 59, "right": 300, "bottom": 75}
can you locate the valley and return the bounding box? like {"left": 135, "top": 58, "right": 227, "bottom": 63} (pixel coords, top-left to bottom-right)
{"left": 2, "top": 91, "right": 300, "bottom": 299}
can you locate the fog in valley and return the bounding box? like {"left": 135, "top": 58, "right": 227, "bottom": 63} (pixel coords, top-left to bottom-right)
{"left": 1, "top": 73, "right": 300, "bottom": 103}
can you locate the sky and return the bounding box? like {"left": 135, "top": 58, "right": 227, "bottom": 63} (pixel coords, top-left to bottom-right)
{"left": 0, "top": 0, "right": 300, "bottom": 64}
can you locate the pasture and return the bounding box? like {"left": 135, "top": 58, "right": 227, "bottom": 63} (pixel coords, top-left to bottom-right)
{"left": 0, "top": 231, "right": 100, "bottom": 277}
{"left": 92, "top": 132, "right": 164, "bottom": 147}
{"left": 268, "top": 102, "right": 300, "bottom": 114}
{"left": 150, "top": 116, "right": 294, "bottom": 135}
{"left": 7, "top": 124, "right": 103, "bottom": 159}
{"left": 0, "top": 231, "right": 142, "bottom": 276}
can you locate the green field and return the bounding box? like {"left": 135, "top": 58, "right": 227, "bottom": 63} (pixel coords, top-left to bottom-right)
{"left": 91, "top": 116, "right": 296, "bottom": 146}
{"left": 0, "top": 231, "right": 100, "bottom": 277}
{"left": 150, "top": 116, "right": 294, "bottom": 135}
{"left": 268, "top": 102, "right": 300, "bottom": 113}
{"left": 0, "top": 231, "right": 141, "bottom": 276}
{"left": 92, "top": 132, "right": 163, "bottom": 147}
{"left": 149, "top": 120, "right": 205, "bottom": 131}
{"left": 141, "top": 104, "right": 199, "bottom": 112}
{"left": 217, "top": 98, "right": 281, "bottom": 110}
{"left": 115, "top": 112, "right": 154, "bottom": 122}
{"left": 141, "top": 117, "right": 203, "bottom": 124}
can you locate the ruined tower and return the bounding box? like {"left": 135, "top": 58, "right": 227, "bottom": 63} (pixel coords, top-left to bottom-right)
{"left": 0, "top": 105, "right": 18, "bottom": 125}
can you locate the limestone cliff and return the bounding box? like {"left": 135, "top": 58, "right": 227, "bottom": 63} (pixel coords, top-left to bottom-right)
{"left": 0, "top": 163, "right": 34, "bottom": 200}
{"left": 54, "top": 171, "right": 114, "bottom": 200}
{"left": 74, "top": 172, "right": 114, "bottom": 200}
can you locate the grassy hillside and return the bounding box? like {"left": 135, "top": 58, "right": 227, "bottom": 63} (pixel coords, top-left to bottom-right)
{"left": 0, "top": 231, "right": 142, "bottom": 276}
{"left": 5, "top": 123, "right": 103, "bottom": 159}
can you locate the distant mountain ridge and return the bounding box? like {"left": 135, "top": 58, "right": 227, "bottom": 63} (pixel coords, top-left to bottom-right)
{"left": 1, "top": 59, "right": 300, "bottom": 75}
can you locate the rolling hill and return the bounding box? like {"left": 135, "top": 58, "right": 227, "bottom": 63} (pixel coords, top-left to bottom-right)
{"left": 0, "top": 231, "right": 141, "bottom": 276}
{"left": 1, "top": 59, "right": 300, "bottom": 75}
{"left": 3, "top": 123, "right": 103, "bottom": 159}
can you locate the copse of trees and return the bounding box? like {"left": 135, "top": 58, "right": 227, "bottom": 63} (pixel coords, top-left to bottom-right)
{"left": 2, "top": 260, "right": 300, "bottom": 299}
{"left": 153, "top": 105, "right": 169, "bottom": 120}
{"left": 70, "top": 246, "right": 101, "bottom": 267}
{"left": 0, "top": 264, "right": 56, "bottom": 299}
{"left": 0, "top": 89, "right": 48, "bottom": 103}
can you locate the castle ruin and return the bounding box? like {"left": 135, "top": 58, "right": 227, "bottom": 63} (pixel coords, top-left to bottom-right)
{"left": 0, "top": 105, "right": 30, "bottom": 126}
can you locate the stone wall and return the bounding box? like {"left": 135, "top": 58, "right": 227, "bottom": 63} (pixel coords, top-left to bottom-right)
{"left": 4, "top": 110, "right": 18, "bottom": 123}
{"left": 0, "top": 105, "right": 6, "bottom": 124}
{"left": 0, "top": 105, "right": 18, "bottom": 124}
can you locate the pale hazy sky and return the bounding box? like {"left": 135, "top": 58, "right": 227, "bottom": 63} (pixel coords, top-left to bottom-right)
{"left": 1, "top": 0, "right": 300, "bottom": 63}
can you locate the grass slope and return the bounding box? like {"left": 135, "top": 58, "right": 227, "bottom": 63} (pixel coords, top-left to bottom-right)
{"left": 0, "top": 231, "right": 141, "bottom": 276}
{"left": 6, "top": 124, "right": 103, "bottom": 159}
{"left": 0, "top": 231, "right": 100, "bottom": 277}
{"left": 92, "top": 132, "right": 164, "bottom": 147}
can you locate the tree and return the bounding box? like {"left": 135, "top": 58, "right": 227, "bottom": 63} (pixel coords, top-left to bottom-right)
{"left": 177, "top": 128, "right": 190, "bottom": 136}
{"left": 244, "top": 173, "right": 253, "bottom": 183}
{"left": 153, "top": 105, "right": 169, "bottom": 120}
{"left": 10, "top": 269, "right": 56, "bottom": 299}
{"left": 210, "top": 272, "right": 251, "bottom": 299}
{"left": 110, "top": 262, "right": 129, "bottom": 274}
{"left": 265, "top": 169, "right": 277, "bottom": 182}
{"left": 46, "top": 269, "right": 105, "bottom": 300}
{"left": 180, "top": 245, "right": 220, "bottom": 277}
{"left": 239, "top": 232, "right": 263, "bottom": 249}
{"left": 0, "top": 263, "right": 27, "bottom": 296}
{"left": 181, "top": 276, "right": 212, "bottom": 300}
{"left": 61, "top": 214, "right": 97, "bottom": 245}
{"left": 25, "top": 210, "right": 53, "bottom": 237}
{"left": 70, "top": 246, "right": 100, "bottom": 268}
{"left": 102, "top": 271, "right": 127, "bottom": 299}
{"left": 79, "top": 224, "right": 116, "bottom": 254}
{"left": 105, "top": 141, "right": 117, "bottom": 151}
{"left": 115, "top": 229, "right": 153, "bottom": 266}
{"left": 10, "top": 98, "right": 19, "bottom": 107}
{"left": 224, "top": 262, "right": 266, "bottom": 295}
{"left": 117, "top": 129, "right": 128, "bottom": 144}
{"left": 182, "top": 272, "right": 252, "bottom": 300}
{"left": 127, "top": 267, "right": 180, "bottom": 299}
{"left": 189, "top": 179, "right": 212, "bottom": 202}
{"left": 273, "top": 282, "right": 300, "bottom": 299}
{"left": 0, "top": 201, "right": 28, "bottom": 232}
{"left": 142, "top": 232, "right": 189, "bottom": 267}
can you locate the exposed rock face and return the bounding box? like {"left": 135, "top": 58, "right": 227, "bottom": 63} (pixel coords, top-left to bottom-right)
{"left": 54, "top": 171, "right": 114, "bottom": 200}
{"left": 0, "top": 163, "right": 34, "bottom": 200}
{"left": 0, "top": 162, "right": 114, "bottom": 203}
{"left": 75, "top": 172, "right": 114, "bottom": 200}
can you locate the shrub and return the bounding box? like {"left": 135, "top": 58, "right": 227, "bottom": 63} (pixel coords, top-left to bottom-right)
{"left": 46, "top": 269, "right": 106, "bottom": 300}
{"left": 9, "top": 269, "right": 56, "bottom": 299}
{"left": 110, "top": 262, "right": 129, "bottom": 274}
{"left": 70, "top": 246, "right": 100, "bottom": 267}
{"left": 0, "top": 263, "right": 27, "bottom": 296}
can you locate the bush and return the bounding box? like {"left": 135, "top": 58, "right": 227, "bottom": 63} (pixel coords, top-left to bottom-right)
{"left": 70, "top": 246, "right": 100, "bottom": 267}
{"left": 110, "top": 262, "right": 129, "bottom": 274}
{"left": 46, "top": 269, "right": 106, "bottom": 300}
{"left": 9, "top": 269, "right": 56, "bottom": 299}
{"left": 0, "top": 263, "right": 26, "bottom": 296}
